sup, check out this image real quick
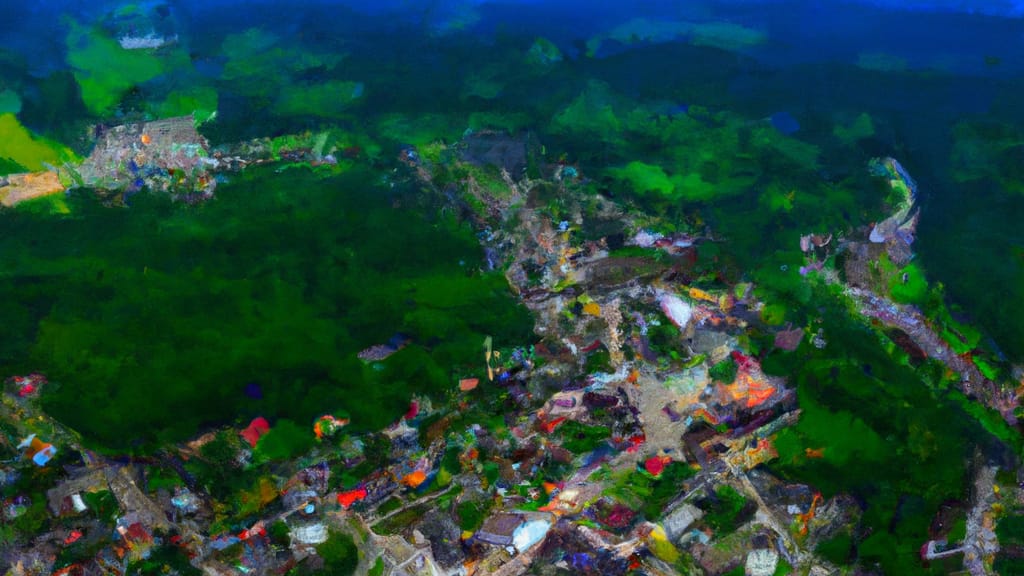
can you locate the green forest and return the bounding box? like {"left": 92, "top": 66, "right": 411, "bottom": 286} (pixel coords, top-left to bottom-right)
{"left": 0, "top": 166, "right": 533, "bottom": 451}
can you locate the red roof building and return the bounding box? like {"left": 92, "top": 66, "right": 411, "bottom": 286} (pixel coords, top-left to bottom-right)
{"left": 240, "top": 417, "right": 271, "bottom": 448}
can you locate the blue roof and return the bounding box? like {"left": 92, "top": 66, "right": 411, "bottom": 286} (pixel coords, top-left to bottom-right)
{"left": 32, "top": 446, "right": 56, "bottom": 466}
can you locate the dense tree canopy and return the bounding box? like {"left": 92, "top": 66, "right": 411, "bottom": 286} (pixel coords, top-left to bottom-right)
{"left": 0, "top": 166, "right": 533, "bottom": 452}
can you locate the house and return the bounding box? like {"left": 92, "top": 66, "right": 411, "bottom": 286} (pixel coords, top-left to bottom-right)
{"left": 476, "top": 513, "right": 525, "bottom": 547}
{"left": 337, "top": 488, "right": 368, "bottom": 509}
{"left": 17, "top": 434, "right": 57, "bottom": 466}
{"left": 662, "top": 504, "right": 704, "bottom": 543}
{"left": 241, "top": 417, "right": 271, "bottom": 448}
{"left": 290, "top": 523, "right": 328, "bottom": 546}
{"left": 745, "top": 549, "right": 779, "bottom": 576}
{"left": 57, "top": 493, "right": 89, "bottom": 516}
{"left": 32, "top": 444, "right": 57, "bottom": 467}
{"left": 512, "top": 519, "right": 550, "bottom": 553}
{"left": 363, "top": 472, "right": 400, "bottom": 507}
{"left": 384, "top": 421, "right": 420, "bottom": 453}
{"left": 376, "top": 533, "right": 458, "bottom": 576}
{"left": 117, "top": 521, "right": 155, "bottom": 561}
{"left": 540, "top": 488, "right": 583, "bottom": 515}
{"left": 171, "top": 488, "right": 200, "bottom": 515}
{"left": 6, "top": 373, "right": 47, "bottom": 396}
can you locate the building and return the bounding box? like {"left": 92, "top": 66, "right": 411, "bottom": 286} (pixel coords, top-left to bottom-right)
{"left": 745, "top": 549, "right": 779, "bottom": 576}
{"left": 476, "top": 513, "right": 526, "bottom": 547}
{"left": 17, "top": 435, "right": 57, "bottom": 467}
{"left": 662, "top": 504, "right": 704, "bottom": 543}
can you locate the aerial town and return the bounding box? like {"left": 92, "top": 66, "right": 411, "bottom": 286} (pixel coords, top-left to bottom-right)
{"left": 2, "top": 111, "right": 1022, "bottom": 576}
{"left": 3, "top": 2, "right": 1024, "bottom": 575}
